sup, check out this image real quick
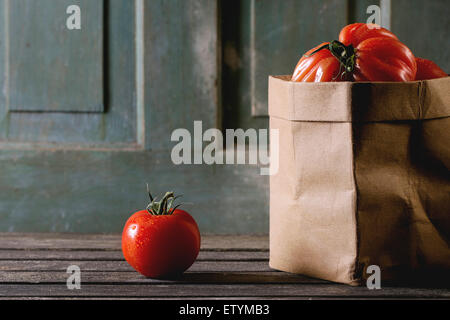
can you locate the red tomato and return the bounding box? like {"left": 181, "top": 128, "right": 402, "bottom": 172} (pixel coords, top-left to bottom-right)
{"left": 292, "top": 24, "right": 416, "bottom": 82}
{"left": 291, "top": 42, "right": 344, "bottom": 82}
{"left": 338, "top": 23, "right": 416, "bottom": 81}
{"left": 122, "top": 191, "right": 201, "bottom": 278}
{"left": 415, "top": 57, "right": 447, "bottom": 80}
{"left": 339, "top": 23, "right": 398, "bottom": 47}
{"left": 353, "top": 37, "right": 417, "bottom": 81}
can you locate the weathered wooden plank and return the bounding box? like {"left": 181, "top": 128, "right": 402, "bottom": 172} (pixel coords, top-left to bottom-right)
{"left": 0, "top": 260, "right": 272, "bottom": 272}
{"left": 8, "top": 0, "right": 103, "bottom": 112}
{"left": 0, "top": 297, "right": 305, "bottom": 300}
{"left": 0, "top": 234, "right": 268, "bottom": 250}
{"left": 0, "top": 250, "right": 268, "bottom": 261}
{"left": 0, "top": 235, "right": 121, "bottom": 250}
{"left": 0, "top": 283, "right": 448, "bottom": 298}
{"left": 0, "top": 250, "right": 125, "bottom": 260}
{"left": 0, "top": 232, "right": 120, "bottom": 241}
{"left": 2, "top": 296, "right": 449, "bottom": 300}
{"left": 0, "top": 271, "right": 324, "bottom": 284}
{"left": 144, "top": 0, "right": 219, "bottom": 150}
{"left": 203, "top": 235, "right": 268, "bottom": 250}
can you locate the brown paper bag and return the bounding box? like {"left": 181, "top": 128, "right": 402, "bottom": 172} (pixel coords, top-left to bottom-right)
{"left": 268, "top": 75, "right": 450, "bottom": 285}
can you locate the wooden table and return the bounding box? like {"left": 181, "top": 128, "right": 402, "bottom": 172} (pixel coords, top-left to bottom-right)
{"left": 0, "top": 233, "right": 448, "bottom": 300}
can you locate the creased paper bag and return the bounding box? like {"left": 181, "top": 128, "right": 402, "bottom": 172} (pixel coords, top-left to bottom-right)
{"left": 269, "top": 75, "right": 450, "bottom": 285}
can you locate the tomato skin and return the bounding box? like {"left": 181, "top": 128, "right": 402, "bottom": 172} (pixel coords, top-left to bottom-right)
{"left": 339, "top": 24, "right": 416, "bottom": 81}
{"left": 122, "top": 209, "right": 201, "bottom": 278}
{"left": 415, "top": 58, "right": 447, "bottom": 80}
{"left": 339, "top": 23, "right": 398, "bottom": 47}
{"left": 291, "top": 43, "right": 343, "bottom": 82}
{"left": 353, "top": 37, "right": 417, "bottom": 82}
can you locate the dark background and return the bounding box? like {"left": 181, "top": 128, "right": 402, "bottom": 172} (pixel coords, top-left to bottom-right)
{"left": 0, "top": 0, "right": 448, "bottom": 234}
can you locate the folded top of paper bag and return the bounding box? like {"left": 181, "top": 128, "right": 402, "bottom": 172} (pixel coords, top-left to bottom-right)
{"left": 268, "top": 75, "right": 450, "bottom": 122}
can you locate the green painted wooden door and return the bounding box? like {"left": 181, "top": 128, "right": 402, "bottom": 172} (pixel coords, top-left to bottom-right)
{"left": 0, "top": 0, "right": 268, "bottom": 234}
{"left": 0, "top": 0, "right": 448, "bottom": 234}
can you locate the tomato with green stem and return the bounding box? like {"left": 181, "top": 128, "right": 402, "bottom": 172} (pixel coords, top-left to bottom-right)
{"left": 122, "top": 188, "right": 201, "bottom": 279}
{"left": 292, "top": 23, "right": 417, "bottom": 82}
{"left": 337, "top": 23, "right": 416, "bottom": 81}
{"left": 291, "top": 42, "right": 345, "bottom": 82}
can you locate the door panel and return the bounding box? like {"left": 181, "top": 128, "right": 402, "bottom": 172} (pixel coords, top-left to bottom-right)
{"left": 8, "top": 0, "right": 103, "bottom": 113}
{"left": 144, "top": 0, "right": 219, "bottom": 150}
{"left": 0, "top": 0, "right": 136, "bottom": 147}
{"left": 391, "top": 0, "right": 450, "bottom": 72}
